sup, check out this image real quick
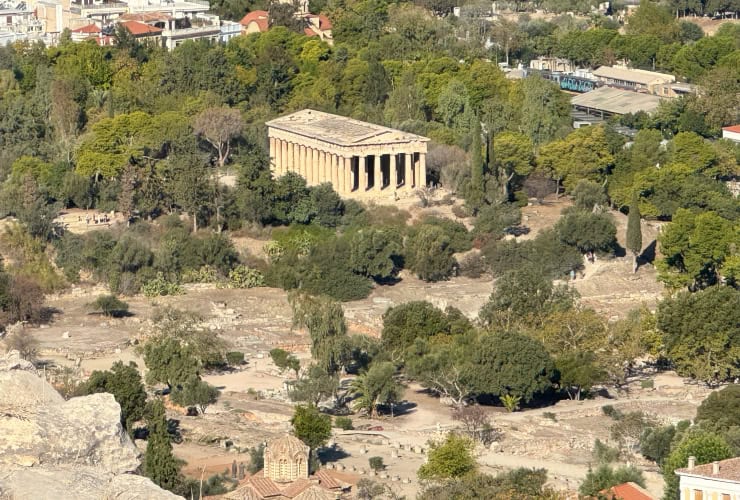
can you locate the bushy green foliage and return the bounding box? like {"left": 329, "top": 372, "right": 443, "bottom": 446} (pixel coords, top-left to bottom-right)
{"left": 554, "top": 207, "right": 617, "bottom": 254}
{"left": 420, "top": 468, "right": 550, "bottom": 500}
{"left": 696, "top": 385, "right": 740, "bottom": 432}
{"left": 227, "top": 265, "right": 264, "bottom": 288}
{"left": 404, "top": 224, "right": 456, "bottom": 282}
{"left": 483, "top": 228, "right": 583, "bottom": 280}
{"left": 289, "top": 364, "right": 339, "bottom": 405}
{"left": 334, "top": 416, "right": 354, "bottom": 430}
{"left": 640, "top": 421, "right": 690, "bottom": 467}
{"left": 418, "top": 434, "right": 476, "bottom": 481}
{"left": 225, "top": 351, "right": 245, "bottom": 366}
{"left": 657, "top": 286, "right": 740, "bottom": 384}
{"left": 90, "top": 294, "right": 129, "bottom": 317}
{"left": 269, "top": 348, "right": 300, "bottom": 376}
{"left": 381, "top": 301, "right": 472, "bottom": 356}
{"left": 368, "top": 456, "right": 384, "bottom": 471}
{"left": 579, "top": 464, "right": 645, "bottom": 497}
{"left": 291, "top": 404, "right": 332, "bottom": 452}
{"left": 85, "top": 361, "right": 147, "bottom": 431}
{"left": 169, "top": 375, "right": 220, "bottom": 415}
{"left": 142, "top": 273, "right": 185, "bottom": 297}
{"left": 142, "top": 336, "right": 199, "bottom": 388}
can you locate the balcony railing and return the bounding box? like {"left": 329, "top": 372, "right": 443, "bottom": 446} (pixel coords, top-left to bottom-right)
{"left": 70, "top": 1, "right": 128, "bottom": 13}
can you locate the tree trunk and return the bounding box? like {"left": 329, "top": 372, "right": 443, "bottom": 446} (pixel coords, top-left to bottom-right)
{"left": 192, "top": 213, "right": 198, "bottom": 233}
{"left": 632, "top": 252, "right": 639, "bottom": 273}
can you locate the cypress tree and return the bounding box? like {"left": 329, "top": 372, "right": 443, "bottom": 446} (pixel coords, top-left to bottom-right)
{"left": 143, "top": 400, "right": 181, "bottom": 492}
{"left": 626, "top": 191, "right": 643, "bottom": 273}
{"left": 467, "top": 119, "right": 486, "bottom": 213}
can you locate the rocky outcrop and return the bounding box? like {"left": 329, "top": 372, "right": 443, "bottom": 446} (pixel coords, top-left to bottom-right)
{"left": 0, "top": 465, "right": 182, "bottom": 499}
{"left": 0, "top": 350, "right": 181, "bottom": 499}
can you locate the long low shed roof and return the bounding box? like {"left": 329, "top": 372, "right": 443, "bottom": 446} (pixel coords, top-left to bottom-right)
{"left": 571, "top": 87, "right": 663, "bottom": 115}
{"left": 266, "top": 109, "right": 429, "bottom": 147}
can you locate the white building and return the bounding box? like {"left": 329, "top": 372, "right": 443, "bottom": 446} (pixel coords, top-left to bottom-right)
{"left": 675, "top": 456, "right": 740, "bottom": 500}
{"left": 722, "top": 125, "right": 740, "bottom": 143}
{"left": 0, "top": 2, "right": 45, "bottom": 45}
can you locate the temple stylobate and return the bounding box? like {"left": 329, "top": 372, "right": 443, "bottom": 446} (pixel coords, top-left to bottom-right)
{"left": 266, "top": 109, "right": 429, "bottom": 198}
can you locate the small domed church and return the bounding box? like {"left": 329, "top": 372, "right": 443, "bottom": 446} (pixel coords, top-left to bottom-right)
{"left": 222, "top": 434, "right": 351, "bottom": 500}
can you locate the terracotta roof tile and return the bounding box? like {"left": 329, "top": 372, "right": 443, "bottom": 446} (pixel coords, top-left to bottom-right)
{"left": 239, "top": 10, "right": 268, "bottom": 31}
{"left": 603, "top": 482, "right": 654, "bottom": 500}
{"left": 280, "top": 478, "right": 312, "bottom": 497}
{"left": 723, "top": 125, "right": 740, "bottom": 133}
{"left": 676, "top": 457, "right": 740, "bottom": 481}
{"left": 317, "top": 14, "right": 331, "bottom": 30}
{"left": 247, "top": 477, "right": 283, "bottom": 497}
{"left": 72, "top": 24, "right": 100, "bottom": 34}
{"left": 120, "top": 20, "right": 163, "bottom": 35}
{"left": 313, "top": 470, "right": 341, "bottom": 490}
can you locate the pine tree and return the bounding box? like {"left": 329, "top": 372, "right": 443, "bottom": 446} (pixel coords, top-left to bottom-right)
{"left": 143, "top": 400, "right": 181, "bottom": 492}
{"left": 626, "top": 191, "right": 643, "bottom": 273}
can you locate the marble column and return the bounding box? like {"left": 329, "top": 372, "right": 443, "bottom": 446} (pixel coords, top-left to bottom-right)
{"left": 419, "top": 152, "right": 427, "bottom": 188}
{"left": 298, "top": 145, "right": 306, "bottom": 179}
{"left": 374, "top": 155, "right": 382, "bottom": 192}
{"left": 289, "top": 142, "right": 296, "bottom": 174}
{"left": 389, "top": 154, "right": 397, "bottom": 190}
{"left": 319, "top": 151, "right": 327, "bottom": 183}
{"left": 312, "top": 147, "right": 319, "bottom": 185}
{"left": 335, "top": 155, "right": 344, "bottom": 193}
{"left": 359, "top": 156, "right": 367, "bottom": 191}
{"left": 269, "top": 137, "right": 276, "bottom": 174}
{"left": 280, "top": 139, "right": 288, "bottom": 176}
{"left": 344, "top": 157, "right": 352, "bottom": 192}
{"left": 405, "top": 153, "right": 413, "bottom": 189}
{"left": 274, "top": 138, "right": 282, "bottom": 176}
{"left": 331, "top": 154, "right": 339, "bottom": 190}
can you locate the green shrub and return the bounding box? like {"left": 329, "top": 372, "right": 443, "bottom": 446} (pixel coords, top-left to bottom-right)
{"left": 91, "top": 294, "right": 130, "bottom": 317}
{"left": 543, "top": 412, "right": 557, "bottom": 422}
{"left": 228, "top": 265, "right": 264, "bottom": 288}
{"left": 142, "top": 272, "right": 184, "bottom": 297}
{"left": 640, "top": 379, "right": 654, "bottom": 389}
{"left": 226, "top": 351, "right": 245, "bottom": 366}
{"left": 592, "top": 439, "right": 620, "bottom": 464}
{"left": 181, "top": 265, "right": 219, "bottom": 284}
{"left": 602, "top": 405, "right": 623, "bottom": 420}
{"left": 368, "top": 456, "right": 384, "bottom": 471}
{"left": 334, "top": 416, "right": 354, "bottom": 430}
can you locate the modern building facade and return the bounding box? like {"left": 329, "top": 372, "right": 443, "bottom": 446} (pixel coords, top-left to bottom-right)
{"left": 266, "top": 109, "right": 429, "bottom": 199}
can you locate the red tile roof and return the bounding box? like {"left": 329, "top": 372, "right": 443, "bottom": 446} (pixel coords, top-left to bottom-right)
{"left": 72, "top": 24, "right": 101, "bottom": 34}
{"left": 675, "top": 457, "right": 740, "bottom": 481}
{"left": 239, "top": 10, "right": 269, "bottom": 31}
{"left": 247, "top": 477, "right": 282, "bottom": 497}
{"left": 723, "top": 125, "right": 740, "bottom": 133}
{"left": 304, "top": 27, "right": 316, "bottom": 36}
{"left": 603, "top": 482, "right": 654, "bottom": 500}
{"left": 120, "top": 20, "right": 163, "bottom": 36}
{"left": 317, "top": 14, "right": 332, "bottom": 30}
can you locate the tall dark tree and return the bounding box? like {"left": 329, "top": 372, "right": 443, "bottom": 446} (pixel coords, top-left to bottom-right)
{"left": 626, "top": 191, "right": 643, "bottom": 273}
{"left": 143, "top": 400, "right": 181, "bottom": 492}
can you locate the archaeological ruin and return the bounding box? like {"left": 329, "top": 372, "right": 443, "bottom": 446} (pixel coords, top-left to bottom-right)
{"left": 267, "top": 109, "right": 429, "bottom": 198}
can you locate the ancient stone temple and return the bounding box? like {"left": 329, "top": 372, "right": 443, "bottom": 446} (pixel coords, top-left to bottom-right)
{"left": 266, "top": 109, "right": 429, "bottom": 198}
{"left": 264, "top": 435, "right": 310, "bottom": 483}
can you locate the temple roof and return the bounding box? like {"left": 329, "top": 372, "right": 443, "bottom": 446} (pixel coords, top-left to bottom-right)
{"left": 267, "top": 109, "right": 429, "bottom": 147}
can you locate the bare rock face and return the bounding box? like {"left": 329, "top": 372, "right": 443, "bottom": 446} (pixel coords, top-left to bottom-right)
{"left": 0, "top": 465, "right": 182, "bottom": 500}
{"left": 0, "top": 351, "right": 181, "bottom": 499}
